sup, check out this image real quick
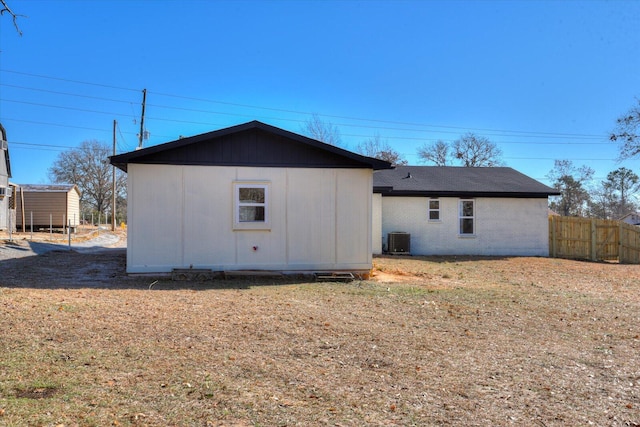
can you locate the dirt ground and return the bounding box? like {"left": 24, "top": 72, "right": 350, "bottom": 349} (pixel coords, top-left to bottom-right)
{"left": 0, "top": 240, "right": 639, "bottom": 426}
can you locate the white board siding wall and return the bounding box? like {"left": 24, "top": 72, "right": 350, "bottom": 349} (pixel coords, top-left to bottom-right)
{"left": 372, "top": 193, "right": 383, "bottom": 254}
{"left": 381, "top": 196, "right": 549, "bottom": 256}
{"left": 127, "top": 164, "right": 373, "bottom": 273}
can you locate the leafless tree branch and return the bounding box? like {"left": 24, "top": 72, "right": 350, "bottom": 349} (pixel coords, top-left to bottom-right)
{"left": 1, "top": 0, "right": 26, "bottom": 36}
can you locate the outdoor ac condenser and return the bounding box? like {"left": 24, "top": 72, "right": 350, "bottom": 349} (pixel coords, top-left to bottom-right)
{"left": 388, "top": 232, "right": 410, "bottom": 255}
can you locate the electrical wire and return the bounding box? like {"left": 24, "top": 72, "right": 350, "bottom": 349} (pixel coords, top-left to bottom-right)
{"left": 1, "top": 68, "right": 609, "bottom": 141}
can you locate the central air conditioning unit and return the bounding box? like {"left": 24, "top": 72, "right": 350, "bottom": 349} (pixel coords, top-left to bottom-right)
{"left": 388, "top": 232, "right": 410, "bottom": 255}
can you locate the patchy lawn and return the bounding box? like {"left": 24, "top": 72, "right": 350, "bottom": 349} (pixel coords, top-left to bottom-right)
{"left": 0, "top": 251, "right": 639, "bottom": 426}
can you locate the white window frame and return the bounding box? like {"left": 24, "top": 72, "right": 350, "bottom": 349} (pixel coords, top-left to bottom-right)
{"left": 459, "top": 199, "right": 475, "bottom": 236}
{"left": 428, "top": 198, "right": 440, "bottom": 221}
{"left": 233, "top": 181, "right": 271, "bottom": 230}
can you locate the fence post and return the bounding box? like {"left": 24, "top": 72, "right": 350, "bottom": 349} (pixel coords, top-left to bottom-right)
{"left": 550, "top": 216, "right": 557, "bottom": 258}
{"left": 619, "top": 222, "right": 624, "bottom": 264}
{"left": 590, "top": 218, "right": 597, "bottom": 261}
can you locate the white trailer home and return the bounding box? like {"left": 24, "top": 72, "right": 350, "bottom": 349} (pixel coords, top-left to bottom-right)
{"left": 110, "top": 121, "right": 390, "bottom": 274}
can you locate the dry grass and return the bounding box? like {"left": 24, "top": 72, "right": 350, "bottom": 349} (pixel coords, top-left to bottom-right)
{"left": 0, "top": 250, "right": 639, "bottom": 426}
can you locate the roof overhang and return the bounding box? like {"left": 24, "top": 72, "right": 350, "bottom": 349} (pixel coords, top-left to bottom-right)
{"left": 110, "top": 121, "right": 392, "bottom": 172}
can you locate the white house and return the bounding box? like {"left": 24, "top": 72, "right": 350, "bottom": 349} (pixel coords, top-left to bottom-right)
{"left": 373, "top": 166, "right": 560, "bottom": 256}
{"left": 110, "top": 121, "right": 391, "bottom": 274}
{"left": 620, "top": 212, "right": 640, "bottom": 226}
{"left": 0, "top": 123, "right": 13, "bottom": 231}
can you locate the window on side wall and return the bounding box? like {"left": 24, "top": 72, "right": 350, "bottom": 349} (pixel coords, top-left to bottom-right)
{"left": 428, "top": 198, "right": 440, "bottom": 221}
{"left": 233, "top": 182, "right": 270, "bottom": 230}
{"left": 459, "top": 199, "right": 475, "bottom": 235}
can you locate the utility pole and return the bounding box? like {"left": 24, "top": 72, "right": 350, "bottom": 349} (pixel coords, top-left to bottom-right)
{"left": 138, "top": 88, "right": 147, "bottom": 149}
{"left": 112, "top": 119, "right": 117, "bottom": 231}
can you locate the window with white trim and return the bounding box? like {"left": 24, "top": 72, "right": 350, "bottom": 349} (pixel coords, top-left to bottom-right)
{"left": 428, "top": 198, "right": 440, "bottom": 221}
{"left": 459, "top": 199, "right": 475, "bottom": 235}
{"left": 233, "top": 182, "right": 270, "bottom": 230}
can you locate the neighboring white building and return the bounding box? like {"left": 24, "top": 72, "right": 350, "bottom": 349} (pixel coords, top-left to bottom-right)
{"left": 373, "top": 166, "right": 560, "bottom": 257}
{"left": 0, "top": 123, "right": 13, "bottom": 231}
{"left": 110, "top": 121, "right": 390, "bottom": 274}
{"left": 620, "top": 212, "right": 640, "bottom": 226}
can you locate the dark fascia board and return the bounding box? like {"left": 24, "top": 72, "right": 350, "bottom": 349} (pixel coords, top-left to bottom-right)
{"left": 1, "top": 122, "right": 11, "bottom": 178}
{"left": 110, "top": 120, "right": 392, "bottom": 172}
{"left": 374, "top": 190, "right": 560, "bottom": 198}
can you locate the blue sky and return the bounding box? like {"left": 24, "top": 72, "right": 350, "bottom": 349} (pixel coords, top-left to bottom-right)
{"left": 1, "top": 0, "right": 639, "bottom": 187}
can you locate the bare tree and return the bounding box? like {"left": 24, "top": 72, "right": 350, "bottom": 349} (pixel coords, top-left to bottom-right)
{"left": 453, "top": 133, "right": 504, "bottom": 167}
{"left": 1, "top": 0, "right": 25, "bottom": 36}
{"left": 417, "top": 140, "right": 449, "bottom": 166}
{"left": 417, "top": 133, "right": 503, "bottom": 167}
{"left": 611, "top": 98, "right": 640, "bottom": 160}
{"left": 356, "top": 133, "right": 407, "bottom": 166}
{"left": 48, "top": 140, "right": 126, "bottom": 219}
{"left": 302, "top": 113, "right": 342, "bottom": 147}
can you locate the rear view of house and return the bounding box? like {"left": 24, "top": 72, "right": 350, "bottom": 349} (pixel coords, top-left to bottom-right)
{"left": 110, "top": 121, "right": 390, "bottom": 274}
{"left": 15, "top": 184, "right": 81, "bottom": 231}
{"left": 374, "top": 166, "right": 560, "bottom": 256}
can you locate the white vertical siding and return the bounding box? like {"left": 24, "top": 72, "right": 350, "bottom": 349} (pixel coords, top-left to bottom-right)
{"left": 381, "top": 196, "right": 549, "bottom": 256}
{"left": 372, "top": 193, "right": 382, "bottom": 254}
{"left": 127, "top": 165, "right": 183, "bottom": 270}
{"left": 286, "top": 168, "right": 336, "bottom": 266}
{"left": 126, "top": 164, "right": 373, "bottom": 273}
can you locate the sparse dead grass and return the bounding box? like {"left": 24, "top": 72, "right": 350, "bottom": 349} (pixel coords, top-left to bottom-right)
{"left": 0, "top": 251, "right": 639, "bottom": 426}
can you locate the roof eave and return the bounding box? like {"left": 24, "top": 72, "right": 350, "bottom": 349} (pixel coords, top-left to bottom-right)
{"left": 375, "top": 190, "right": 559, "bottom": 198}
{"left": 109, "top": 120, "right": 392, "bottom": 171}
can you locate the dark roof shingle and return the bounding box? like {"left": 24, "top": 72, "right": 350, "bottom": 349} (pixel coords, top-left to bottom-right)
{"left": 374, "top": 166, "right": 559, "bottom": 197}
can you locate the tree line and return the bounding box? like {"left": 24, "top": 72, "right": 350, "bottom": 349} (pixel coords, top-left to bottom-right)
{"left": 304, "top": 101, "right": 640, "bottom": 220}
{"left": 47, "top": 99, "right": 640, "bottom": 222}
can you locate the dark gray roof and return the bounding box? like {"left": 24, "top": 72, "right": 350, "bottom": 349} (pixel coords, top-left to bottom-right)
{"left": 18, "top": 184, "right": 80, "bottom": 194}
{"left": 110, "top": 120, "right": 392, "bottom": 172}
{"left": 374, "top": 166, "right": 560, "bottom": 198}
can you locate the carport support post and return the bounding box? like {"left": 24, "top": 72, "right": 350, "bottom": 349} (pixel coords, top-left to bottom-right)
{"left": 30, "top": 211, "right": 33, "bottom": 240}
{"left": 49, "top": 214, "right": 52, "bottom": 241}
{"left": 68, "top": 219, "right": 71, "bottom": 250}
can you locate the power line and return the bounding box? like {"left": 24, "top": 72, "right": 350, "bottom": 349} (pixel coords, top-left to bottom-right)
{"left": 1, "top": 68, "right": 609, "bottom": 140}
{"left": 0, "top": 83, "right": 137, "bottom": 105}
{"left": 0, "top": 69, "right": 139, "bottom": 92}
{"left": 1, "top": 117, "right": 114, "bottom": 133}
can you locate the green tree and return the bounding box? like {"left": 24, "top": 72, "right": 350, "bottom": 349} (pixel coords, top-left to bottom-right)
{"left": 48, "top": 140, "right": 126, "bottom": 221}
{"left": 547, "top": 160, "right": 594, "bottom": 217}
{"left": 604, "top": 167, "right": 639, "bottom": 217}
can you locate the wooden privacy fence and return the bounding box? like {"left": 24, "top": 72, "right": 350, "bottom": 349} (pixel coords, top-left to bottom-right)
{"left": 549, "top": 216, "right": 640, "bottom": 264}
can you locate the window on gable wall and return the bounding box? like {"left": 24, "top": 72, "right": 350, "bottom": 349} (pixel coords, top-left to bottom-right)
{"left": 459, "top": 199, "right": 475, "bottom": 235}
{"left": 233, "top": 182, "right": 270, "bottom": 230}
{"left": 428, "top": 198, "right": 440, "bottom": 221}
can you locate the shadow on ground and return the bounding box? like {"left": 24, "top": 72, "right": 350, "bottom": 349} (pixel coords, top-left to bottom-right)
{"left": 0, "top": 248, "right": 327, "bottom": 290}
